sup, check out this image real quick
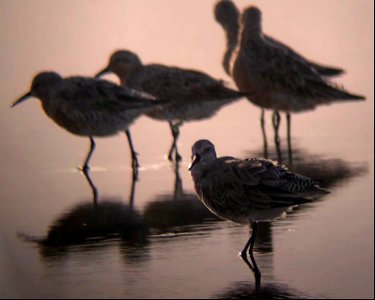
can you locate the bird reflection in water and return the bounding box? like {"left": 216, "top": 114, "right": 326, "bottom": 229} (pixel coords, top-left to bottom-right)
{"left": 19, "top": 170, "right": 149, "bottom": 262}
{"left": 214, "top": 281, "right": 309, "bottom": 299}
{"left": 143, "top": 160, "right": 222, "bottom": 234}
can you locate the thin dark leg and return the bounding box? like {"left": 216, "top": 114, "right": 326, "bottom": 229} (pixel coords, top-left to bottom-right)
{"left": 260, "top": 109, "right": 268, "bottom": 159}
{"left": 167, "top": 122, "right": 176, "bottom": 161}
{"left": 125, "top": 130, "right": 139, "bottom": 171}
{"left": 128, "top": 169, "right": 137, "bottom": 208}
{"left": 248, "top": 222, "right": 261, "bottom": 291}
{"left": 81, "top": 136, "right": 96, "bottom": 171}
{"left": 286, "top": 112, "right": 293, "bottom": 167}
{"left": 240, "top": 235, "right": 255, "bottom": 271}
{"left": 82, "top": 167, "right": 98, "bottom": 205}
{"left": 167, "top": 122, "right": 182, "bottom": 161}
{"left": 239, "top": 221, "right": 261, "bottom": 291}
{"left": 272, "top": 111, "right": 282, "bottom": 163}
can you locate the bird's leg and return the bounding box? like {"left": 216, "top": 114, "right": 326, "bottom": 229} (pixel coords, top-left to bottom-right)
{"left": 248, "top": 221, "right": 261, "bottom": 291}
{"left": 260, "top": 109, "right": 268, "bottom": 158}
{"left": 167, "top": 122, "right": 176, "bottom": 161}
{"left": 272, "top": 111, "right": 282, "bottom": 163}
{"left": 240, "top": 234, "right": 255, "bottom": 271}
{"left": 81, "top": 136, "right": 96, "bottom": 172}
{"left": 248, "top": 221, "right": 257, "bottom": 255}
{"left": 125, "top": 130, "right": 139, "bottom": 171}
{"left": 173, "top": 123, "right": 182, "bottom": 161}
{"left": 286, "top": 112, "right": 293, "bottom": 167}
{"left": 168, "top": 122, "right": 182, "bottom": 161}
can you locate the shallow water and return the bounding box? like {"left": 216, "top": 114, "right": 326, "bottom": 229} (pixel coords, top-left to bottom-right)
{"left": 0, "top": 0, "right": 373, "bottom": 298}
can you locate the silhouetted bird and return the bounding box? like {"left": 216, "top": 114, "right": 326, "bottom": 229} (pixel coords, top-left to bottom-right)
{"left": 215, "top": 3, "right": 364, "bottom": 158}
{"left": 214, "top": 0, "right": 345, "bottom": 78}
{"left": 96, "top": 50, "right": 246, "bottom": 161}
{"left": 12, "top": 71, "right": 164, "bottom": 171}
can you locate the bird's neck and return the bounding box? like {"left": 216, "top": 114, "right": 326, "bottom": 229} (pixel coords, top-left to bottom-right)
{"left": 224, "top": 19, "right": 239, "bottom": 49}
{"left": 239, "top": 24, "right": 262, "bottom": 48}
{"left": 118, "top": 64, "right": 143, "bottom": 87}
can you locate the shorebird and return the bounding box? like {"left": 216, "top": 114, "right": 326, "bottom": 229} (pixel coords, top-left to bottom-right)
{"left": 189, "top": 139, "right": 328, "bottom": 286}
{"left": 214, "top": 0, "right": 345, "bottom": 78}
{"left": 216, "top": 3, "right": 364, "bottom": 161}
{"left": 95, "top": 50, "right": 246, "bottom": 161}
{"left": 12, "top": 71, "right": 164, "bottom": 171}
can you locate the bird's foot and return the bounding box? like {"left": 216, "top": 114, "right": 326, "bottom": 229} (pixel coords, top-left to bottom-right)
{"left": 78, "top": 165, "right": 90, "bottom": 173}
{"left": 132, "top": 166, "right": 139, "bottom": 182}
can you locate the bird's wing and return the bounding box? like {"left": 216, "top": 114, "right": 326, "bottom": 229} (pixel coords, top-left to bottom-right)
{"left": 134, "top": 64, "right": 245, "bottom": 102}
{"left": 198, "top": 157, "right": 274, "bottom": 210}
{"left": 61, "top": 77, "right": 160, "bottom": 114}
{"left": 249, "top": 38, "right": 351, "bottom": 99}
{"left": 265, "top": 35, "right": 344, "bottom": 77}
{"left": 244, "top": 158, "right": 315, "bottom": 193}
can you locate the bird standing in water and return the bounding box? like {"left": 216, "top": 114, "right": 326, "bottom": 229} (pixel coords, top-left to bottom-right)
{"left": 215, "top": 2, "right": 364, "bottom": 161}
{"left": 96, "top": 50, "right": 246, "bottom": 161}
{"left": 189, "top": 139, "right": 328, "bottom": 287}
{"left": 12, "top": 71, "right": 164, "bottom": 172}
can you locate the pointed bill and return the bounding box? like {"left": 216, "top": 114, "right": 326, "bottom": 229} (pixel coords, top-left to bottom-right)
{"left": 188, "top": 154, "right": 201, "bottom": 171}
{"left": 95, "top": 67, "right": 110, "bottom": 79}
{"left": 11, "top": 91, "right": 33, "bottom": 108}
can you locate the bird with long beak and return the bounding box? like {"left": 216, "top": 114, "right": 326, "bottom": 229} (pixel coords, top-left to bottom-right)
{"left": 12, "top": 71, "right": 165, "bottom": 172}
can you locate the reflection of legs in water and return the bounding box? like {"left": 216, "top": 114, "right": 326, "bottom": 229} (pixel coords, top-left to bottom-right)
{"left": 125, "top": 130, "right": 139, "bottom": 171}
{"left": 173, "top": 159, "right": 183, "bottom": 200}
{"left": 81, "top": 136, "right": 96, "bottom": 171}
{"left": 82, "top": 162, "right": 138, "bottom": 207}
{"left": 286, "top": 112, "right": 293, "bottom": 167}
{"left": 81, "top": 167, "right": 98, "bottom": 205}
{"left": 272, "top": 111, "right": 282, "bottom": 163}
{"left": 260, "top": 109, "right": 268, "bottom": 159}
{"left": 240, "top": 221, "right": 261, "bottom": 292}
{"left": 128, "top": 169, "right": 138, "bottom": 208}
{"left": 168, "top": 121, "right": 183, "bottom": 161}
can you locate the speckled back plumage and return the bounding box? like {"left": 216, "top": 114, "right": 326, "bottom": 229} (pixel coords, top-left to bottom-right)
{"left": 190, "top": 140, "right": 328, "bottom": 224}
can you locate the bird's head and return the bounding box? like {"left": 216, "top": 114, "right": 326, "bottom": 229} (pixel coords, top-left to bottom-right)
{"left": 189, "top": 139, "right": 217, "bottom": 171}
{"left": 11, "top": 71, "right": 62, "bottom": 107}
{"left": 95, "top": 50, "right": 142, "bottom": 80}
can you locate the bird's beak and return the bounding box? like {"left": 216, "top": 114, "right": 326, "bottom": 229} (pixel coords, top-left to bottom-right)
{"left": 188, "top": 154, "right": 201, "bottom": 171}
{"left": 11, "top": 91, "right": 33, "bottom": 108}
{"left": 95, "top": 67, "right": 110, "bottom": 79}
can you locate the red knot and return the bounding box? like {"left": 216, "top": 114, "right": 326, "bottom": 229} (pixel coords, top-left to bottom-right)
{"left": 12, "top": 71, "right": 166, "bottom": 172}
{"left": 95, "top": 49, "right": 247, "bottom": 161}
{"left": 189, "top": 139, "right": 328, "bottom": 286}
